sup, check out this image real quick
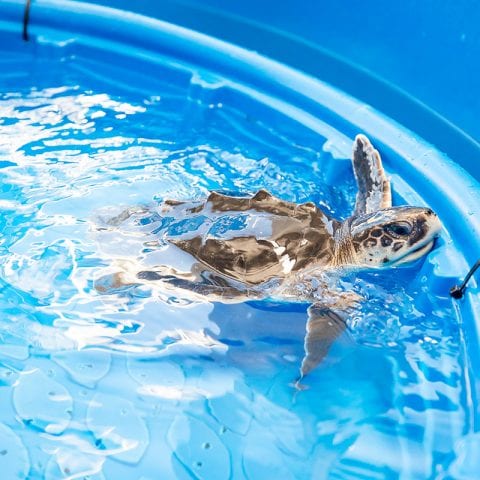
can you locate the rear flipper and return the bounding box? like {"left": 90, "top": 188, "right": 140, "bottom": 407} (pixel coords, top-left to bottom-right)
{"left": 95, "top": 261, "right": 259, "bottom": 303}
{"left": 94, "top": 262, "right": 191, "bottom": 294}
{"left": 137, "top": 270, "right": 255, "bottom": 302}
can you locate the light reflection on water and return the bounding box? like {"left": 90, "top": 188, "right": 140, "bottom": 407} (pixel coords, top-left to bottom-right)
{"left": 0, "top": 38, "right": 469, "bottom": 479}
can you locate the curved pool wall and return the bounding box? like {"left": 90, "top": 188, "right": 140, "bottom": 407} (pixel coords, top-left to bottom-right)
{"left": 1, "top": 0, "right": 480, "bottom": 467}
{"left": 78, "top": 0, "right": 480, "bottom": 183}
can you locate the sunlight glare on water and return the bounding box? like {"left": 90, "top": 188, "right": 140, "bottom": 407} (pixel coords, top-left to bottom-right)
{"left": 0, "top": 33, "right": 469, "bottom": 479}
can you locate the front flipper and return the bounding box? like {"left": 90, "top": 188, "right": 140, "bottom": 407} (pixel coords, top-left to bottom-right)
{"left": 298, "top": 293, "right": 362, "bottom": 385}
{"left": 353, "top": 134, "right": 392, "bottom": 215}
{"left": 300, "top": 305, "right": 348, "bottom": 379}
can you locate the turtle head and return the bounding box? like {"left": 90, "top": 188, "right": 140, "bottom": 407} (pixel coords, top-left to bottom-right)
{"left": 347, "top": 206, "right": 441, "bottom": 268}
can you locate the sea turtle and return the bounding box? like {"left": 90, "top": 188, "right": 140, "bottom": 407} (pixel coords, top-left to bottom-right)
{"left": 96, "top": 135, "right": 441, "bottom": 381}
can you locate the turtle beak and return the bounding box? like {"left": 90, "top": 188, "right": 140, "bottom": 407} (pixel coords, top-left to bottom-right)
{"left": 391, "top": 238, "right": 436, "bottom": 266}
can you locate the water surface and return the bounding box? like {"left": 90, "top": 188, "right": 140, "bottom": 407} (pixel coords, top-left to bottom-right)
{"left": 0, "top": 32, "right": 469, "bottom": 479}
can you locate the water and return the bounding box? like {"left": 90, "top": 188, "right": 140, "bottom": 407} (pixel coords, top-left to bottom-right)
{"left": 0, "top": 31, "right": 471, "bottom": 479}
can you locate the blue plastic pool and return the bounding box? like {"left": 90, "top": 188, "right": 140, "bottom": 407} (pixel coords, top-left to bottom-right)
{"left": 1, "top": 1, "right": 480, "bottom": 479}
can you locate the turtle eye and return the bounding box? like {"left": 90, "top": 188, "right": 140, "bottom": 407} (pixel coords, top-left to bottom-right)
{"left": 385, "top": 222, "right": 413, "bottom": 237}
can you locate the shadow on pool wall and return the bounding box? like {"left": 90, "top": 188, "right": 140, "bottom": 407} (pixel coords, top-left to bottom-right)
{"left": 81, "top": 0, "right": 480, "bottom": 182}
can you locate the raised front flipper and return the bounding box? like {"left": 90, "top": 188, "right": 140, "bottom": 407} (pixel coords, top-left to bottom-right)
{"left": 353, "top": 134, "right": 392, "bottom": 215}
{"left": 297, "top": 292, "right": 362, "bottom": 386}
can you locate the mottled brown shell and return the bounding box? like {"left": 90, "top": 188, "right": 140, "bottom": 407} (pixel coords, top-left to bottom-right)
{"left": 166, "top": 190, "right": 338, "bottom": 285}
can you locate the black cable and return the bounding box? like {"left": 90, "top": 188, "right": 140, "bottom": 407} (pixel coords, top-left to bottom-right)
{"left": 450, "top": 259, "right": 480, "bottom": 299}
{"left": 23, "top": 0, "right": 31, "bottom": 41}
